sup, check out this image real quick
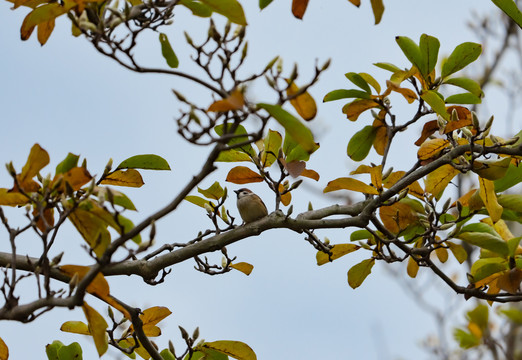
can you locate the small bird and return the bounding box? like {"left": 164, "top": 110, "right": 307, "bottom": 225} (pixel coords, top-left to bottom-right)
{"left": 234, "top": 188, "right": 268, "bottom": 223}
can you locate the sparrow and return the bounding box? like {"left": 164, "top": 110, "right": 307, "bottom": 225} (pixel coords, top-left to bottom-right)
{"left": 234, "top": 188, "right": 268, "bottom": 223}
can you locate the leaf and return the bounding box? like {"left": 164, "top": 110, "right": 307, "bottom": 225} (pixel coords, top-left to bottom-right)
{"left": 283, "top": 132, "right": 311, "bottom": 162}
{"left": 384, "top": 80, "right": 418, "bottom": 103}
{"left": 379, "top": 202, "right": 419, "bottom": 234}
{"left": 259, "top": 0, "right": 274, "bottom": 10}
{"left": 447, "top": 241, "right": 468, "bottom": 264}
{"left": 20, "top": 143, "right": 49, "bottom": 184}
{"left": 342, "top": 99, "right": 380, "bottom": 121}
{"left": 301, "top": 168, "right": 320, "bottom": 181}
{"left": 424, "top": 164, "right": 460, "bottom": 198}
{"left": 258, "top": 103, "right": 319, "bottom": 154}
{"left": 283, "top": 160, "right": 305, "bottom": 177}
{"left": 445, "top": 93, "right": 482, "bottom": 105}
{"left": 359, "top": 73, "right": 381, "bottom": 94}
{"left": 116, "top": 154, "right": 170, "bottom": 170}
{"left": 497, "top": 268, "right": 522, "bottom": 293}
{"left": 421, "top": 90, "right": 449, "bottom": 120}
{"left": 161, "top": 349, "right": 176, "bottom": 360}
{"left": 407, "top": 256, "right": 419, "bottom": 278}
{"left": 345, "top": 72, "right": 372, "bottom": 93}
{"left": 441, "top": 42, "right": 482, "bottom": 79}
{"left": 479, "top": 177, "right": 503, "bottom": 223}
{"left": 472, "top": 157, "right": 511, "bottom": 181}
{"left": 370, "top": 0, "right": 384, "bottom": 24}
{"left": 291, "top": 0, "right": 309, "bottom": 19}
{"left": 198, "top": 181, "right": 225, "bottom": 200}
{"left": 499, "top": 307, "right": 522, "bottom": 324}
{"left": 323, "top": 89, "right": 371, "bottom": 102}
{"left": 20, "top": 2, "right": 75, "bottom": 41}
{"left": 199, "top": 340, "right": 257, "bottom": 360}
{"left": 37, "top": 18, "right": 54, "bottom": 45}
{"left": 495, "top": 162, "right": 522, "bottom": 192}
{"left": 373, "top": 62, "right": 401, "bottom": 73}
{"left": 419, "top": 34, "right": 440, "bottom": 79}
{"left": 179, "top": 0, "right": 213, "bottom": 17}
{"left": 347, "top": 258, "right": 375, "bottom": 289}
{"left": 0, "top": 189, "right": 29, "bottom": 206}
{"left": 56, "top": 152, "right": 79, "bottom": 174}
{"left": 200, "top": 0, "right": 247, "bottom": 25}
{"left": 208, "top": 89, "right": 245, "bottom": 112}
{"left": 137, "top": 306, "right": 172, "bottom": 337}
{"left": 82, "top": 302, "right": 108, "bottom": 356}
{"left": 54, "top": 167, "right": 92, "bottom": 191}
{"left": 492, "top": 0, "right": 522, "bottom": 28}
{"left": 159, "top": 33, "right": 179, "bottom": 68}
{"left": 395, "top": 36, "right": 425, "bottom": 75}
{"left": 457, "top": 232, "right": 508, "bottom": 257}
{"left": 261, "top": 130, "right": 282, "bottom": 167}
{"left": 316, "top": 244, "right": 360, "bottom": 265}
{"left": 435, "top": 246, "right": 449, "bottom": 263}
{"left": 68, "top": 209, "right": 111, "bottom": 257}
{"left": 61, "top": 321, "right": 91, "bottom": 335}
{"left": 323, "top": 177, "right": 379, "bottom": 195}
{"left": 230, "top": 262, "right": 254, "bottom": 275}
{"left": 46, "top": 340, "right": 63, "bottom": 360}
{"left": 350, "top": 229, "right": 373, "bottom": 242}
{"left": 454, "top": 328, "right": 480, "bottom": 349}
{"left": 216, "top": 150, "right": 252, "bottom": 162}
{"left": 95, "top": 187, "right": 136, "bottom": 211}
{"left": 348, "top": 0, "right": 361, "bottom": 6}
{"left": 347, "top": 125, "right": 377, "bottom": 161}
{"left": 382, "top": 171, "right": 424, "bottom": 199}
{"left": 417, "top": 138, "right": 449, "bottom": 161}
{"left": 185, "top": 195, "right": 214, "bottom": 209}
{"left": 278, "top": 183, "right": 292, "bottom": 206}
{"left": 101, "top": 169, "right": 144, "bottom": 187}
{"left": 286, "top": 81, "right": 317, "bottom": 120}
{"left": 0, "top": 337, "right": 7, "bottom": 360}
{"left": 58, "top": 342, "right": 82, "bottom": 360}
{"left": 444, "top": 77, "right": 483, "bottom": 97}
{"left": 226, "top": 166, "right": 263, "bottom": 184}
{"left": 215, "top": 123, "right": 256, "bottom": 158}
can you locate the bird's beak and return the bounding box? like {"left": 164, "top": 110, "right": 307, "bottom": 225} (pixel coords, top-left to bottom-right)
{"left": 233, "top": 190, "right": 240, "bottom": 195}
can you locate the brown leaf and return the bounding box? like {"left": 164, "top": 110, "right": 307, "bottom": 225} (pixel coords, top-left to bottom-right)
{"left": 33, "top": 207, "right": 54, "bottom": 232}
{"left": 226, "top": 166, "right": 264, "bottom": 184}
{"left": 445, "top": 105, "right": 472, "bottom": 132}
{"left": 348, "top": 0, "right": 361, "bottom": 6}
{"left": 385, "top": 80, "right": 417, "bottom": 103}
{"left": 497, "top": 269, "right": 522, "bottom": 293}
{"left": 291, "top": 0, "right": 309, "bottom": 19}
{"left": 414, "top": 120, "right": 438, "bottom": 146}
{"left": 284, "top": 160, "right": 306, "bottom": 177}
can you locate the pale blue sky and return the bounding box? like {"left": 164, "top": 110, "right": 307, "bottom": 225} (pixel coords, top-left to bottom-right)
{"left": 0, "top": 1, "right": 516, "bottom": 359}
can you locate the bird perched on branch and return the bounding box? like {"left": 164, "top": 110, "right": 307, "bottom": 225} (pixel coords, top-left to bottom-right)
{"left": 234, "top": 188, "right": 268, "bottom": 223}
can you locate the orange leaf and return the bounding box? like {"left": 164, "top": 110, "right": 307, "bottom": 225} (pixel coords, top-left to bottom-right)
{"left": 417, "top": 138, "right": 449, "bottom": 161}
{"left": 208, "top": 89, "right": 244, "bottom": 112}
{"left": 101, "top": 169, "right": 144, "bottom": 187}
{"left": 445, "top": 106, "right": 472, "bottom": 132}
{"left": 497, "top": 269, "right": 522, "bottom": 293}
{"left": 226, "top": 166, "right": 264, "bottom": 184}
{"left": 128, "top": 306, "right": 172, "bottom": 337}
{"left": 291, "top": 0, "right": 309, "bottom": 19}
{"left": 37, "top": 18, "right": 54, "bottom": 45}
{"left": 33, "top": 207, "right": 54, "bottom": 232}
{"left": 0, "top": 337, "right": 8, "bottom": 360}
{"left": 324, "top": 177, "right": 379, "bottom": 195}
{"left": 54, "top": 167, "right": 92, "bottom": 192}
{"left": 348, "top": 0, "right": 361, "bottom": 5}
{"left": 372, "top": 118, "right": 389, "bottom": 155}
{"left": 379, "top": 202, "right": 418, "bottom": 234}
{"left": 301, "top": 168, "right": 320, "bottom": 181}
{"left": 286, "top": 80, "right": 317, "bottom": 120}
{"left": 82, "top": 302, "right": 108, "bottom": 356}
{"left": 279, "top": 183, "right": 292, "bottom": 206}
{"left": 414, "top": 120, "right": 438, "bottom": 146}
{"left": 230, "top": 262, "right": 254, "bottom": 275}
{"left": 478, "top": 177, "right": 503, "bottom": 223}
{"left": 385, "top": 80, "right": 417, "bottom": 103}
{"left": 342, "top": 99, "right": 380, "bottom": 121}
{"left": 424, "top": 164, "right": 460, "bottom": 198}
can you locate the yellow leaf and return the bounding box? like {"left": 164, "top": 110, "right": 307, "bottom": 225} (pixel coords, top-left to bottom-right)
{"left": 342, "top": 99, "right": 380, "bottom": 121}
{"left": 482, "top": 218, "right": 514, "bottom": 241}
{"left": 291, "top": 0, "right": 309, "bottom": 19}
{"left": 0, "top": 188, "right": 29, "bottom": 206}
{"left": 199, "top": 340, "right": 257, "bottom": 360}
{"left": 54, "top": 167, "right": 92, "bottom": 192}
{"left": 230, "top": 262, "right": 254, "bottom": 275}
{"left": 37, "top": 18, "right": 54, "bottom": 45}
{"left": 497, "top": 268, "right": 522, "bottom": 293}
{"left": 82, "top": 302, "right": 108, "bottom": 357}
{"left": 316, "top": 244, "right": 360, "bottom": 265}
{"left": 382, "top": 171, "right": 424, "bottom": 199}
{"left": 68, "top": 209, "right": 111, "bottom": 257}
{"left": 472, "top": 157, "right": 511, "bottom": 181}
{"left": 435, "top": 246, "right": 448, "bottom": 263}
{"left": 424, "top": 164, "right": 460, "bottom": 198}
{"left": 286, "top": 80, "right": 317, "bottom": 121}
{"left": 0, "top": 337, "right": 8, "bottom": 360}
{"left": 323, "top": 177, "right": 379, "bottom": 195}
{"left": 447, "top": 242, "right": 468, "bottom": 264}
{"left": 370, "top": 0, "right": 384, "bottom": 24}
{"left": 385, "top": 80, "right": 417, "bottom": 103}
{"left": 379, "top": 202, "right": 418, "bottom": 234}
{"left": 478, "top": 177, "right": 503, "bottom": 223}
{"left": 407, "top": 256, "right": 419, "bottom": 278}
{"left": 119, "top": 338, "right": 150, "bottom": 359}
{"left": 60, "top": 320, "right": 91, "bottom": 335}
{"left": 468, "top": 322, "right": 483, "bottom": 339}
{"left": 278, "top": 183, "right": 292, "bottom": 206}
{"left": 128, "top": 306, "right": 172, "bottom": 337}
{"left": 301, "top": 168, "right": 320, "bottom": 181}
{"left": 208, "top": 89, "right": 244, "bottom": 112}
{"left": 20, "top": 143, "right": 49, "bottom": 184}
{"left": 417, "top": 138, "right": 449, "bottom": 161}
{"left": 226, "top": 166, "right": 264, "bottom": 184}
{"left": 100, "top": 169, "right": 144, "bottom": 187}
{"left": 351, "top": 164, "right": 382, "bottom": 191}
{"left": 21, "top": 2, "right": 75, "bottom": 41}
{"left": 372, "top": 118, "right": 388, "bottom": 155}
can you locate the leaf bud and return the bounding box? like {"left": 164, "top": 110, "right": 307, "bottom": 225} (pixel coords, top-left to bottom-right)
{"left": 288, "top": 64, "right": 298, "bottom": 83}
{"left": 69, "top": 273, "right": 79, "bottom": 293}
{"left": 221, "top": 256, "right": 228, "bottom": 268}
{"left": 484, "top": 115, "right": 494, "bottom": 134}
{"left": 264, "top": 56, "right": 279, "bottom": 72}
{"left": 382, "top": 167, "right": 393, "bottom": 180}
{"left": 108, "top": 17, "right": 123, "bottom": 29}
{"left": 471, "top": 111, "right": 480, "bottom": 129}
{"left": 321, "top": 58, "right": 331, "bottom": 71}
{"left": 241, "top": 42, "right": 248, "bottom": 61}
{"left": 168, "top": 340, "right": 176, "bottom": 355}
{"left": 324, "top": 237, "right": 330, "bottom": 245}
{"left": 224, "top": 21, "right": 231, "bottom": 37}
{"left": 451, "top": 108, "right": 459, "bottom": 123}
{"left": 289, "top": 179, "right": 303, "bottom": 191}
{"left": 308, "top": 201, "right": 313, "bottom": 211}
{"left": 442, "top": 197, "right": 452, "bottom": 213}
{"left": 489, "top": 135, "right": 500, "bottom": 145}
{"left": 108, "top": 306, "right": 115, "bottom": 322}
{"left": 5, "top": 162, "right": 16, "bottom": 177}
{"left": 203, "top": 202, "right": 214, "bottom": 214}
{"left": 460, "top": 127, "right": 473, "bottom": 139}
{"left": 286, "top": 205, "right": 293, "bottom": 217}
{"left": 184, "top": 31, "right": 194, "bottom": 46}
{"left": 419, "top": 218, "right": 431, "bottom": 228}
{"left": 179, "top": 326, "right": 189, "bottom": 341}
{"left": 397, "top": 187, "right": 409, "bottom": 200}
{"left": 265, "top": 75, "right": 276, "bottom": 88}
{"left": 276, "top": 58, "right": 283, "bottom": 73}
{"left": 50, "top": 252, "right": 64, "bottom": 266}
{"left": 439, "top": 223, "right": 454, "bottom": 230}
{"left": 456, "top": 201, "right": 463, "bottom": 214}
{"left": 193, "top": 327, "right": 200, "bottom": 340}
{"left": 503, "top": 136, "right": 520, "bottom": 146}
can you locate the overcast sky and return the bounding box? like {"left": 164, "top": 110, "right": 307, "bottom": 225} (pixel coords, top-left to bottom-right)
{"left": 0, "top": 1, "right": 516, "bottom": 359}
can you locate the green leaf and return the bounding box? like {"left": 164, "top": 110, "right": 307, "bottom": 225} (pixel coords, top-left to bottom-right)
{"left": 259, "top": 0, "right": 274, "bottom": 9}
{"left": 457, "top": 232, "right": 509, "bottom": 257}
{"left": 160, "top": 349, "right": 177, "bottom": 360}
{"left": 215, "top": 124, "right": 257, "bottom": 158}
{"left": 159, "top": 33, "right": 179, "bottom": 68}
{"left": 491, "top": 0, "right": 522, "bottom": 29}
{"left": 454, "top": 328, "right": 480, "bottom": 349}
{"left": 373, "top": 62, "right": 401, "bottom": 72}
{"left": 199, "top": 340, "right": 255, "bottom": 360}
{"left": 467, "top": 304, "right": 489, "bottom": 330}
{"left": 443, "top": 77, "right": 483, "bottom": 97}
{"left": 58, "top": 342, "right": 83, "bottom": 360}
{"left": 500, "top": 307, "right": 522, "bottom": 324}
{"left": 56, "top": 153, "right": 79, "bottom": 174}
{"left": 323, "top": 89, "right": 371, "bottom": 102}
{"left": 198, "top": 181, "right": 225, "bottom": 200}
{"left": 117, "top": 215, "right": 142, "bottom": 244}
{"left": 262, "top": 129, "right": 282, "bottom": 167}
{"left": 184, "top": 195, "right": 214, "bottom": 209}
{"left": 258, "top": 103, "right": 319, "bottom": 155}
{"left": 216, "top": 150, "right": 252, "bottom": 162}
{"left": 498, "top": 194, "right": 522, "bottom": 213}
{"left": 283, "top": 132, "right": 310, "bottom": 162}
{"left": 460, "top": 222, "right": 498, "bottom": 236}
{"left": 200, "top": 0, "right": 247, "bottom": 25}
{"left": 46, "top": 341, "right": 64, "bottom": 360}
{"left": 441, "top": 42, "right": 482, "bottom": 78}
{"left": 350, "top": 229, "right": 374, "bottom": 242}
{"left": 116, "top": 154, "right": 171, "bottom": 171}
{"left": 508, "top": 236, "right": 522, "bottom": 257}
{"left": 445, "top": 93, "right": 481, "bottom": 105}
{"left": 495, "top": 163, "right": 522, "bottom": 192}
{"left": 421, "top": 90, "right": 449, "bottom": 120}
{"left": 395, "top": 36, "right": 425, "bottom": 75}
{"left": 470, "top": 257, "right": 508, "bottom": 282}
{"left": 345, "top": 72, "right": 372, "bottom": 93}
{"left": 419, "top": 33, "right": 440, "bottom": 77}
{"left": 347, "top": 258, "right": 375, "bottom": 289}
{"left": 179, "top": 0, "right": 213, "bottom": 17}
{"left": 347, "top": 125, "right": 377, "bottom": 161}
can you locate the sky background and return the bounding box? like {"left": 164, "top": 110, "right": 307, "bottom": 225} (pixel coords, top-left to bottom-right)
{"left": 0, "top": 0, "right": 519, "bottom": 359}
